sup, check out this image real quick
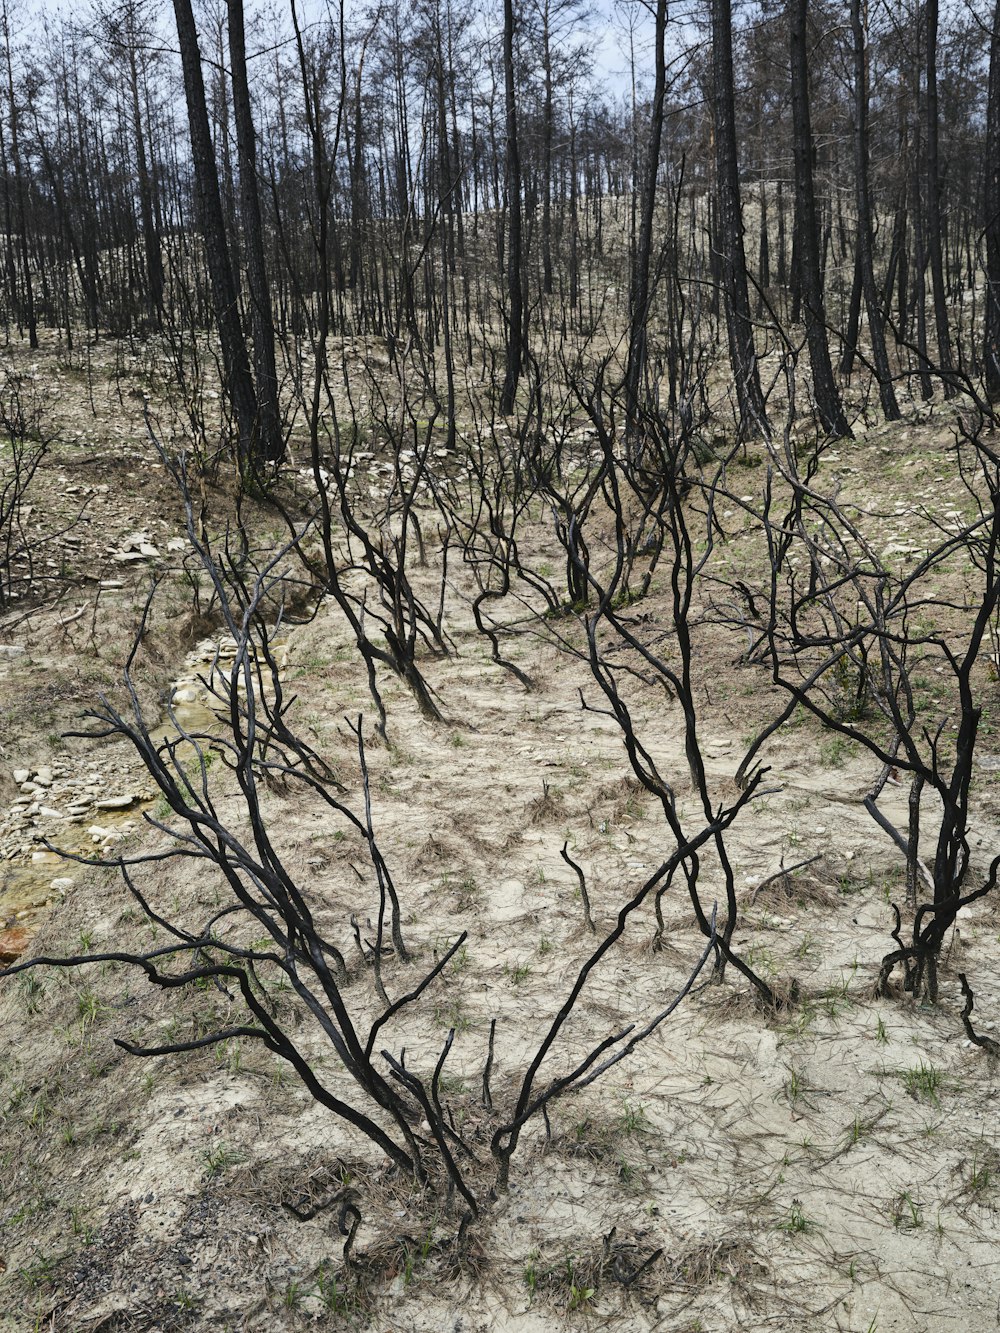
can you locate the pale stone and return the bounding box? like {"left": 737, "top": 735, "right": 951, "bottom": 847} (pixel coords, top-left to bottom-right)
{"left": 95, "top": 796, "right": 135, "bottom": 811}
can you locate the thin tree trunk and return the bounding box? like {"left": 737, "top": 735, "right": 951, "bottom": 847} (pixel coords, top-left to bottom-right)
{"left": 711, "top": 0, "right": 768, "bottom": 439}
{"left": 923, "top": 0, "right": 954, "bottom": 394}
{"left": 984, "top": 0, "right": 1000, "bottom": 400}
{"left": 849, "top": 0, "right": 900, "bottom": 421}
{"left": 172, "top": 0, "right": 260, "bottom": 466}
{"left": 500, "top": 0, "right": 523, "bottom": 416}
{"left": 540, "top": 0, "right": 554, "bottom": 296}
{"left": 789, "top": 0, "right": 849, "bottom": 436}
{"left": 227, "top": 0, "right": 283, "bottom": 462}
{"left": 2, "top": 2, "right": 36, "bottom": 347}
{"left": 128, "top": 45, "right": 163, "bottom": 323}
{"left": 625, "top": 0, "right": 666, "bottom": 435}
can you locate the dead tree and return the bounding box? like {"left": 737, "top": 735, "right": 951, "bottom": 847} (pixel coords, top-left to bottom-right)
{"left": 172, "top": 0, "right": 262, "bottom": 469}
{"left": 727, "top": 400, "right": 1000, "bottom": 1001}
{"left": 1, "top": 460, "right": 732, "bottom": 1242}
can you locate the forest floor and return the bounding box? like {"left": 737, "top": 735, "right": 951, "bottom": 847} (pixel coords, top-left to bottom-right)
{"left": 2, "top": 338, "right": 1000, "bottom": 1332}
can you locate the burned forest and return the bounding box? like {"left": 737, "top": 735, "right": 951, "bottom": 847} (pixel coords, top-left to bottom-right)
{"left": 2, "top": 0, "right": 1000, "bottom": 1329}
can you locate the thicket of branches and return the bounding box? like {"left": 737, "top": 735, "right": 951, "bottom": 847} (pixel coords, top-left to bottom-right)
{"left": 1, "top": 0, "right": 999, "bottom": 440}
{"left": 4, "top": 0, "right": 1000, "bottom": 1268}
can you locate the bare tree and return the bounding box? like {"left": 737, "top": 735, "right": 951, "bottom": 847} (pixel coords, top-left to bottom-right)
{"left": 227, "top": 0, "right": 283, "bottom": 461}
{"left": 848, "top": 0, "right": 900, "bottom": 421}
{"left": 711, "top": 0, "right": 768, "bottom": 439}
{"left": 985, "top": 0, "right": 1000, "bottom": 400}
{"left": 500, "top": 0, "right": 524, "bottom": 415}
{"left": 788, "top": 0, "right": 850, "bottom": 437}
{"left": 172, "top": 0, "right": 261, "bottom": 468}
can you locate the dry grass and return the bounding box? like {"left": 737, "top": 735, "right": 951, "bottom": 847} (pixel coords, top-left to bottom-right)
{"left": 3, "top": 348, "right": 1000, "bottom": 1330}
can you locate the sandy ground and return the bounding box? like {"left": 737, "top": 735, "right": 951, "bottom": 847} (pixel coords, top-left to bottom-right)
{"left": 2, "top": 343, "right": 1000, "bottom": 1332}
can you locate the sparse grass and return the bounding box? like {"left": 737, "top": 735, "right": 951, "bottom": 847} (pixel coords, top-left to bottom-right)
{"left": 744, "top": 942, "right": 777, "bottom": 981}
{"left": 890, "top": 1191, "right": 923, "bottom": 1230}
{"left": 202, "top": 1142, "right": 247, "bottom": 1177}
{"left": 966, "top": 1137, "right": 1000, "bottom": 1198}
{"left": 76, "top": 988, "right": 104, "bottom": 1026}
{"left": 782, "top": 1067, "right": 812, "bottom": 1113}
{"left": 215, "top": 1038, "right": 242, "bottom": 1073}
{"left": 439, "top": 871, "right": 478, "bottom": 905}
{"left": 18, "top": 972, "right": 43, "bottom": 1014}
{"left": 433, "top": 997, "right": 471, "bottom": 1034}
{"left": 776, "top": 1200, "right": 817, "bottom": 1235}
{"left": 620, "top": 1098, "right": 651, "bottom": 1135}
{"left": 283, "top": 1278, "right": 304, "bottom": 1310}
{"left": 524, "top": 1251, "right": 540, "bottom": 1300}
{"left": 504, "top": 960, "right": 531, "bottom": 985}
{"left": 314, "top": 1262, "right": 353, "bottom": 1314}
{"left": 1, "top": 351, "right": 998, "bottom": 1333}
{"left": 901, "top": 1061, "right": 943, "bottom": 1106}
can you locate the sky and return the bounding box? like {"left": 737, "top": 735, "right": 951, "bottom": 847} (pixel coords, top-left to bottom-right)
{"left": 11, "top": 0, "right": 652, "bottom": 97}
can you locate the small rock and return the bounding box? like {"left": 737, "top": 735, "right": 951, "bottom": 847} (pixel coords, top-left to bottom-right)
{"left": 11, "top": 769, "right": 29, "bottom": 784}
{"left": 0, "top": 927, "right": 30, "bottom": 965}
{"left": 121, "top": 531, "right": 160, "bottom": 558}
{"left": 95, "top": 796, "right": 136, "bottom": 811}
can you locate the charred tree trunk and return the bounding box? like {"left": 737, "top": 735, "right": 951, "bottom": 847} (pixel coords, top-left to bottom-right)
{"left": 789, "top": 0, "right": 850, "bottom": 437}
{"left": 127, "top": 44, "right": 163, "bottom": 324}
{"left": 985, "top": 0, "right": 1000, "bottom": 400}
{"left": 172, "top": 0, "right": 260, "bottom": 467}
{"left": 500, "top": 0, "right": 524, "bottom": 416}
{"left": 2, "top": 2, "right": 36, "bottom": 348}
{"left": 711, "top": 0, "right": 768, "bottom": 439}
{"left": 849, "top": 0, "right": 900, "bottom": 421}
{"left": 227, "top": 0, "right": 283, "bottom": 462}
{"left": 624, "top": 0, "right": 666, "bottom": 435}
{"left": 923, "top": 0, "right": 953, "bottom": 394}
